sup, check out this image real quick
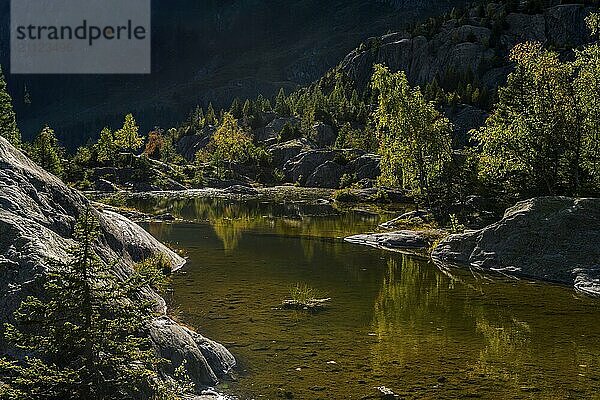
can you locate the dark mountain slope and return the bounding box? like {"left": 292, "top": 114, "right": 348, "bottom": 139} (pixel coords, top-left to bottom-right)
{"left": 0, "top": 0, "right": 468, "bottom": 148}
{"left": 339, "top": 2, "right": 595, "bottom": 94}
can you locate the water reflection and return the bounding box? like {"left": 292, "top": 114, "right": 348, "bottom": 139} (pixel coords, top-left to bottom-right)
{"left": 370, "top": 255, "right": 600, "bottom": 398}
{"left": 134, "top": 196, "right": 600, "bottom": 399}
{"left": 131, "top": 196, "right": 395, "bottom": 251}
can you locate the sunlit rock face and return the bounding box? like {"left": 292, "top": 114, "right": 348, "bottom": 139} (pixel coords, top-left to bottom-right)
{"left": 432, "top": 197, "right": 600, "bottom": 296}
{"left": 339, "top": 3, "right": 595, "bottom": 91}
{"left": 0, "top": 136, "right": 235, "bottom": 390}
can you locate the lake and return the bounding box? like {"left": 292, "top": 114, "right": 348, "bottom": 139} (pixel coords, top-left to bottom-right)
{"left": 135, "top": 196, "right": 600, "bottom": 399}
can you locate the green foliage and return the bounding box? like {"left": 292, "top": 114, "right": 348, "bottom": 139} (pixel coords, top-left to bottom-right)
{"left": 98, "top": 192, "right": 127, "bottom": 207}
{"left": 332, "top": 188, "right": 360, "bottom": 203}
{"left": 474, "top": 39, "right": 600, "bottom": 197}
{"left": 371, "top": 64, "right": 453, "bottom": 199}
{"left": 334, "top": 122, "right": 377, "bottom": 151}
{"left": 0, "top": 208, "right": 186, "bottom": 399}
{"left": 115, "top": 114, "right": 144, "bottom": 154}
{"left": 95, "top": 127, "right": 116, "bottom": 164}
{"left": 339, "top": 173, "right": 357, "bottom": 189}
{"left": 574, "top": 14, "right": 600, "bottom": 190}
{"left": 64, "top": 145, "right": 93, "bottom": 187}
{"left": 197, "top": 112, "right": 255, "bottom": 178}
{"left": 31, "top": 126, "right": 63, "bottom": 177}
{"left": 449, "top": 214, "right": 466, "bottom": 234}
{"left": 0, "top": 65, "right": 20, "bottom": 147}
{"left": 278, "top": 122, "right": 301, "bottom": 142}
{"left": 205, "top": 103, "right": 217, "bottom": 126}
{"left": 275, "top": 88, "right": 291, "bottom": 116}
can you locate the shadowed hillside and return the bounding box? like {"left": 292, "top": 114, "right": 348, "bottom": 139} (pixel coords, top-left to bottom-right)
{"left": 0, "top": 0, "right": 467, "bottom": 147}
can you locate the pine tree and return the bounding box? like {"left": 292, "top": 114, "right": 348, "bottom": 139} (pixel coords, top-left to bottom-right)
{"left": 0, "top": 208, "right": 185, "bottom": 400}
{"left": 95, "top": 127, "right": 116, "bottom": 164}
{"left": 31, "top": 126, "right": 63, "bottom": 177}
{"left": 115, "top": 114, "right": 143, "bottom": 154}
{"left": 199, "top": 112, "right": 254, "bottom": 178}
{"left": 190, "top": 106, "right": 205, "bottom": 130}
{"left": 275, "top": 88, "right": 291, "bottom": 116}
{"left": 229, "top": 97, "right": 242, "bottom": 119}
{"left": 205, "top": 103, "right": 217, "bottom": 126}
{"left": 0, "top": 65, "right": 21, "bottom": 147}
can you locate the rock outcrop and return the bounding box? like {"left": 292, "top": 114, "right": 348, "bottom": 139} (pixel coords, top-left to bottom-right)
{"left": 432, "top": 197, "right": 600, "bottom": 296}
{"left": 255, "top": 117, "right": 301, "bottom": 146}
{"left": 176, "top": 125, "right": 216, "bottom": 162}
{"left": 345, "top": 230, "right": 442, "bottom": 255}
{"left": 282, "top": 149, "right": 380, "bottom": 188}
{"left": 0, "top": 137, "right": 235, "bottom": 390}
{"left": 268, "top": 138, "right": 314, "bottom": 169}
{"left": 340, "top": 3, "right": 595, "bottom": 91}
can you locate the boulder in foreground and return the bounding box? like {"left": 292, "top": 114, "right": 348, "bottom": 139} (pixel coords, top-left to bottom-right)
{"left": 0, "top": 136, "right": 235, "bottom": 390}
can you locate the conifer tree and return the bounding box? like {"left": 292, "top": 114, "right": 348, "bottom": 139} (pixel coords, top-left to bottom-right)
{"left": 115, "top": 114, "right": 143, "bottom": 154}
{"left": 95, "top": 127, "right": 116, "bottom": 164}
{"left": 0, "top": 208, "right": 185, "bottom": 400}
{"left": 31, "top": 126, "right": 63, "bottom": 177}
{"left": 275, "top": 88, "right": 291, "bottom": 116}
{"left": 190, "top": 106, "right": 205, "bottom": 130}
{"left": 0, "top": 65, "right": 21, "bottom": 147}
{"left": 229, "top": 97, "right": 242, "bottom": 119}
{"left": 198, "top": 112, "right": 254, "bottom": 177}
{"left": 205, "top": 103, "right": 217, "bottom": 126}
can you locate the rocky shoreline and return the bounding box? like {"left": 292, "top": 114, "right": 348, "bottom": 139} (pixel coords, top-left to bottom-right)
{"left": 344, "top": 196, "right": 600, "bottom": 296}
{"left": 0, "top": 136, "right": 235, "bottom": 393}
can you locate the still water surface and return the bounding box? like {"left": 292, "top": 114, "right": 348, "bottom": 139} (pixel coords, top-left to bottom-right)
{"left": 135, "top": 197, "right": 600, "bottom": 399}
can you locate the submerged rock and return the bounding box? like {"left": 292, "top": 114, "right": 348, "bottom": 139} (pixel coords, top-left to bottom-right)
{"left": 0, "top": 137, "right": 235, "bottom": 389}
{"left": 432, "top": 197, "right": 600, "bottom": 296}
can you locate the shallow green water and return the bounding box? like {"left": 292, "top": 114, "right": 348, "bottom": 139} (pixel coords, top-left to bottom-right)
{"left": 138, "top": 197, "right": 600, "bottom": 400}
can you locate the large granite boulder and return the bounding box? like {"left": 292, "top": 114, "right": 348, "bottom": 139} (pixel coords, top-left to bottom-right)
{"left": 176, "top": 125, "right": 216, "bottom": 162}
{"left": 346, "top": 154, "right": 382, "bottom": 181}
{"left": 268, "top": 138, "right": 313, "bottom": 169}
{"left": 0, "top": 137, "right": 235, "bottom": 390}
{"left": 337, "top": 3, "right": 596, "bottom": 145}
{"left": 305, "top": 161, "right": 345, "bottom": 188}
{"left": 345, "top": 230, "right": 443, "bottom": 256}
{"left": 282, "top": 149, "right": 379, "bottom": 188}
{"left": 432, "top": 197, "right": 600, "bottom": 296}
{"left": 339, "top": 3, "right": 595, "bottom": 111}
{"left": 254, "top": 117, "right": 300, "bottom": 146}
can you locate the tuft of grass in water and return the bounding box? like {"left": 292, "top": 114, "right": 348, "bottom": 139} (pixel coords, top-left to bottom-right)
{"left": 289, "top": 283, "right": 320, "bottom": 305}
{"left": 283, "top": 283, "right": 330, "bottom": 311}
